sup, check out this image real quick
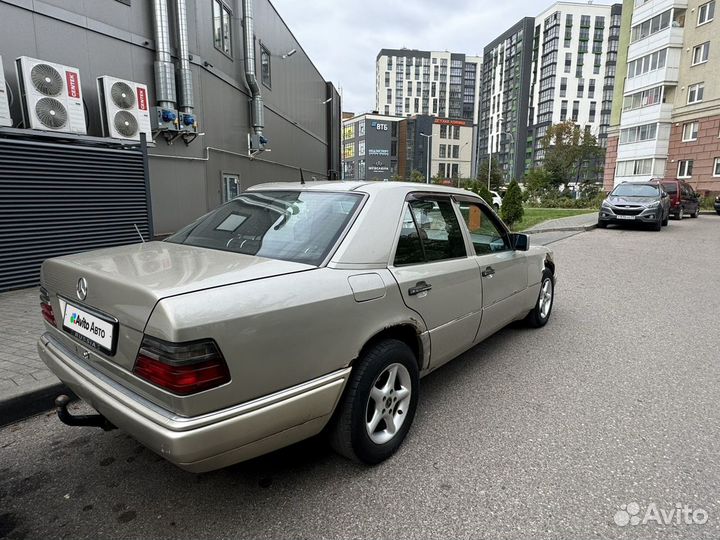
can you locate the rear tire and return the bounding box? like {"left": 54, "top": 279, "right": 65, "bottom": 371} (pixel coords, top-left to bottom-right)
{"left": 691, "top": 207, "right": 699, "bottom": 218}
{"left": 526, "top": 269, "right": 554, "bottom": 328}
{"left": 329, "top": 339, "right": 419, "bottom": 464}
{"left": 677, "top": 208, "right": 684, "bottom": 220}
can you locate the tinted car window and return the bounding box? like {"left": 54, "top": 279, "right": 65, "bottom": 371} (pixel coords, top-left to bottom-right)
{"left": 457, "top": 201, "right": 510, "bottom": 255}
{"left": 394, "top": 207, "right": 425, "bottom": 266}
{"left": 409, "top": 199, "right": 466, "bottom": 262}
{"left": 166, "top": 191, "right": 363, "bottom": 266}
{"left": 662, "top": 182, "right": 677, "bottom": 195}
{"left": 611, "top": 184, "right": 660, "bottom": 197}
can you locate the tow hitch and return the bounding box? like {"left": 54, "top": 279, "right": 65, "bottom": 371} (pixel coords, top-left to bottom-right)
{"left": 54, "top": 395, "right": 117, "bottom": 431}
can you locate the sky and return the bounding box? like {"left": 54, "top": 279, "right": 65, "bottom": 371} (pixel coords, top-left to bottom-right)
{"left": 271, "top": 0, "right": 616, "bottom": 114}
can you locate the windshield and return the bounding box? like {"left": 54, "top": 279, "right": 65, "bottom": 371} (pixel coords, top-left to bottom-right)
{"left": 611, "top": 184, "right": 660, "bottom": 197}
{"left": 166, "top": 191, "right": 363, "bottom": 266}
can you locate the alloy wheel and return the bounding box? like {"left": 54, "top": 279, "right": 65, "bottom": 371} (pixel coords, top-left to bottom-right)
{"left": 538, "top": 278, "right": 553, "bottom": 319}
{"left": 365, "top": 363, "right": 412, "bottom": 445}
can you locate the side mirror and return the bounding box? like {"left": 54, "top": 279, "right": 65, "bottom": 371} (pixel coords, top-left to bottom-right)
{"left": 511, "top": 233, "right": 529, "bottom": 251}
{"left": 661, "top": 192, "right": 668, "bottom": 199}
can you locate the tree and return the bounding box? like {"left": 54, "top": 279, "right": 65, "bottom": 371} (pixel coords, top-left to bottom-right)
{"left": 409, "top": 169, "right": 425, "bottom": 183}
{"left": 541, "top": 121, "right": 604, "bottom": 189}
{"left": 524, "top": 168, "right": 554, "bottom": 203}
{"left": 476, "top": 185, "right": 495, "bottom": 208}
{"left": 477, "top": 158, "right": 503, "bottom": 191}
{"left": 501, "top": 180, "right": 524, "bottom": 227}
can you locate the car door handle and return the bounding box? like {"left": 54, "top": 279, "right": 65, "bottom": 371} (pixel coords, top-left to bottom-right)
{"left": 408, "top": 281, "right": 432, "bottom": 296}
{"left": 482, "top": 266, "right": 496, "bottom": 278}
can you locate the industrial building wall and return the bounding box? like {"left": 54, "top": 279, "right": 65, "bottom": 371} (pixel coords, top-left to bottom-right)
{"left": 0, "top": 0, "right": 339, "bottom": 235}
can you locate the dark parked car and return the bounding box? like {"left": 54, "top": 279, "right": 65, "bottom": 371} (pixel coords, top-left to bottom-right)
{"left": 654, "top": 179, "right": 700, "bottom": 220}
{"left": 714, "top": 195, "right": 720, "bottom": 215}
{"left": 598, "top": 182, "right": 670, "bottom": 231}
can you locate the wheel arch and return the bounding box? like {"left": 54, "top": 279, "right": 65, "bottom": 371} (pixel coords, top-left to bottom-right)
{"left": 353, "top": 323, "right": 426, "bottom": 371}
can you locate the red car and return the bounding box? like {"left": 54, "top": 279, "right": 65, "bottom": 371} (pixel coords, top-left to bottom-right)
{"left": 652, "top": 179, "right": 700, "bottom": 220}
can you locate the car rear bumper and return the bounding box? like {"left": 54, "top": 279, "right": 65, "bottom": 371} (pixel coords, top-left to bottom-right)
{"left": 38, "top": 333, "right": 350, "bottom": 473}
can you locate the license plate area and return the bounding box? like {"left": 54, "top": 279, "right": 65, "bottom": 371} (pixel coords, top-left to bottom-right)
{"left": 616, "top": 215, "right": 636, "bottom": 220}
{"left": 60, "top": 298, "right": 118, "bottom": 356}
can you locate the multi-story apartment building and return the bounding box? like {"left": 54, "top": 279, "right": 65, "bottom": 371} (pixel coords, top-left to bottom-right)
{"left": 528, "top": 2, "right": 622, "bottom": 174}
{"left": 480, "top": 3, "right": 622, "bottom": 185}
{"left": 375, "top": 49, "right": 482, "bottom": 124}
{"left": 397, "top": 116, "right": 475, "bottom": 181}
{"left": 478, "top": 18, "right": 535, "bottom": 183}
{"left": 605, "top": 0, "right": 688, "bottom": 187}
{"left": 665, "top": 0, "right": 720, "bottom": 193}
{"left": 341, "top": 113, "right": 400, "bottom": 181}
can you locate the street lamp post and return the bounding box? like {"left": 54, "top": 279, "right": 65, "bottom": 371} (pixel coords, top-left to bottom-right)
{"left": 419, "top": 132, "right": 432, "bottom": 184}
{"left": 458, "top": 141, "right": 470, "bottom": 187}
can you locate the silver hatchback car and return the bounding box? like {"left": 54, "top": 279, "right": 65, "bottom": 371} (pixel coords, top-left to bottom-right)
{"left": 38, "top": 182, "right": 556, "bottom": 472}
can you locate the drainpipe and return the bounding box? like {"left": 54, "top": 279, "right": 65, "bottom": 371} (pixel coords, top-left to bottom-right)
{"left": 242, "top": 0, "right": 265, "bottom": 143}
{"left": 151, "top": 0, "right": 177, "bottom": 110}
{"left": 175, "top": 0, "right": 195, "bottom": 124}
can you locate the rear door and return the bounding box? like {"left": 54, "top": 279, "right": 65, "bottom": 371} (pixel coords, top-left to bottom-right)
{"left": 454, "top": 197, "right": 529, "bottom": 342}
{"left": 390, "top": 195, "right": 483, "bottom": 368}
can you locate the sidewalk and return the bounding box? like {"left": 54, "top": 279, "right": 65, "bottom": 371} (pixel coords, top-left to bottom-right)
{"left": 522, "top": 212, "right": 598, "bottom": 234}
{"left": 0, "top": 287, "right": 64, "bottom": 425}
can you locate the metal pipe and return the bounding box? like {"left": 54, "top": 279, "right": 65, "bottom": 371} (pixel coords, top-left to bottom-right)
{"left": 242, "top": 0, "right": 264, "bottom": 137}
{"left": 152, "top": 0, "right": 176, "bottom": 109}
{"left": 175, "top": 0, "right": 194, "bottom": 114}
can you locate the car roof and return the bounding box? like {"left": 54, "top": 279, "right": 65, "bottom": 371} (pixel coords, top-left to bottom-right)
{"left": 248, "top": 180, "right": 479, "bottom": 198}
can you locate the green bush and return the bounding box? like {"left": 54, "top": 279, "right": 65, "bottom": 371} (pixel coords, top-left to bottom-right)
{"left": 501, "top": 180, "right": 524, "bottom": 226}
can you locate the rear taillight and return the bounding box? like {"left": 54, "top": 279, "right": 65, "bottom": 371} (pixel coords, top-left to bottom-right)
{"left": 39, "top": 287, "right": 56, "bottom": 326}
{"left": 133, "top": 336, "right": 230, "bottom": 395}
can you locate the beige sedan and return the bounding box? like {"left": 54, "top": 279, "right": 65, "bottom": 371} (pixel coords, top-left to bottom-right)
{"left": 38, "top": 182, "right": 556, "bottom": 472}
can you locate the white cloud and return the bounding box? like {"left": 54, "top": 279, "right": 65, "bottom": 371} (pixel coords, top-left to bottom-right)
{"left": 270, "top": 0, "right": 616, "bottom": 113}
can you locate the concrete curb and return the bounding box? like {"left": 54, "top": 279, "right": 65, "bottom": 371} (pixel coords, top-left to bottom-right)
{"left": 0, "top": 382, "right": 72, "bottom": 427}
{"left": 524, "top": 224, "right": 598, "bottom": 235}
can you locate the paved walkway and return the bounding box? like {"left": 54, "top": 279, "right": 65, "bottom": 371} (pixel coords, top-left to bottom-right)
{"left": 522, "top": 211, "right": 598, "bottom": 234}
{"left": 0, "top": 287, "right": 62, "bottom": 424}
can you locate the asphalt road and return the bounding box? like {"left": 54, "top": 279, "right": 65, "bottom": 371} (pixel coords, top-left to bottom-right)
{"left": 2, "top": 216, "right": 720, "bottom": 540}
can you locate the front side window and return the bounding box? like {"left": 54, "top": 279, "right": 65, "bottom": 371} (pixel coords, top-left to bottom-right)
{"left": 260, "top": 45, "right": 271, "bottom": 88}
{"left": 393, "top": 199, "right": 466, "bottom": 265}
{"left": 457, "top": 201, "right": 510, "bottom": 255}
{"left": 167, "top": 191, "right": 363, "bottom": 266}
{"left": 213, "top": 0, "right": 232, "bottom": 57}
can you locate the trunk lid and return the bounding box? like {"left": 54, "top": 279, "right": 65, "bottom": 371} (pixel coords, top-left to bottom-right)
{"left": 41, "top": 241, "right": 313, "bottom": 370}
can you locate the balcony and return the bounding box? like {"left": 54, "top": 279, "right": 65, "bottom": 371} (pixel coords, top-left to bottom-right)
{"left": 633, "top": 0, "right": 688, "bottom": 24}
{"left": 621, "top": 103, "right": 674, "bottom": 125}
{"left": 628, "top": 26, "right": 684, "bottom": 60}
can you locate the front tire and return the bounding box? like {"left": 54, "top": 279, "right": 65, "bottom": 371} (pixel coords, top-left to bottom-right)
{"left": 526, "top": 269, "right": 554, "bottom": 328}
{"left": 329, "top": 339, "right": 419, "bottom": 464}
{"left": 597, "top": 219, "right": 608, "bottom": 229}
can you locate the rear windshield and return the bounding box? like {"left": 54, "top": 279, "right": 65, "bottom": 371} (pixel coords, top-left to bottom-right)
{"left": 662, "top": 182, "right": 677, "bottom": 194}
{"left": 611, "top": 184, "right": 660, "bottom": 197}
{"left": 166, "top": 191, "right": 363, "bottom": 266}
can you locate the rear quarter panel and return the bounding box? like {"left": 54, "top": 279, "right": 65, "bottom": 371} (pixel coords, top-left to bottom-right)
{"left": 143, "top": 268, "right": 426, "bottom": 416}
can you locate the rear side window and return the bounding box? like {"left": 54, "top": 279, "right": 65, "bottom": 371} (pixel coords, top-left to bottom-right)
{"left": 394, "top": 198, "right": 466, "bottom": 265}
{"left": 662, "top": 182, "right": 677, "bottom": 194}
{"left": 166, "top": 191, "right": 363, "bottom": 266}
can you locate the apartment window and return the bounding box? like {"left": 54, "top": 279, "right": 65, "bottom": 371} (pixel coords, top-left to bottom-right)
{"left": 619, "top": 123, "right": 658, "bottom": 144}
{"left": 588, "top": 79, "right": 596, "bottom": 98}
{"left": 631, "top": 10, "right": 672, "bottom": 43}
{"left": 440, "top": 125, "right": 448, "bottom": 138}
{"left": 698, "top": 1, "right": 715, "bottom": 25}
{"left": 451, "top": 163, "right": 459, "bottom": 178}
{"left": 589, "top": 102, "right": 597, "bottom": 123}
{"left": 682, "top": 121, "right": 699, "bottom": 141}
{"left": 627, "top": 49, "right": 667, "bottom": 78}
{"left": 453, "top": 126, "right": 461, "bottom": 139}
{"left": 384, "top": 105, "right": 390, "bottom": 115}
{"left": 688, "top": 83, "right": 704, "bottom": 104}
{"left": 571, "top": 100, "right": 580, "bottom": 121}
{"left": 385, "top": 72, "right": 390, "bottom": 87}
{"left": 452, "top": 145, "right": 459, "bottom": 158}
{"left": 622, "top": 86, "right": 663, "bottom": 111}
{"left": 213, "top": 0, "right": 232, "bottom": 56}
{"left": 438, "top": 163, "right": 446, "bottom": 177}
{"left": 386, "top": 88, "right": 392, "bottom": 103}
{"left": 439, "top": 144, "right": 447, "bottom": 158}
{"left": 387, "top": 57, "right": 393, "bottom": 70}
{"left": 692, "top": 42, "right": 710, "bottom": 65}
{"left": 714, "top": 157, "right": 720, "bottom": 176}
{"left": 677, "top": 160, "right": 693, "bottom": 178}
{"left": 560, "top": 99, "right": 568, "bottom": 118}
{"left": 578, "top": 78, "right": 585, "bottom": 98}
{"left": 258, "top": 45, "right": 272, "bottom": 88}
{"left": 616, "top": 158, "right": 653, "bottom": 176}
{"left": 560, "top": 77, "right": 568, "bottom": 97}
{"left": 222, "top": 173, "right": 240, "bottom": 202}
{"left": 564, "top": 53, "right": 572, "bottom": 73}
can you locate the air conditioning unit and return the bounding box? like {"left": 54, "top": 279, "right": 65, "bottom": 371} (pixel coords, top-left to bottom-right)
{"left": 0, "top": 56, "right": 12, "bottom": 127}
{"left": 15, "top": 56, "right": 86, "bottom": 134}
{"left": 97, "top": 76, "right": 151, "bottom": 141}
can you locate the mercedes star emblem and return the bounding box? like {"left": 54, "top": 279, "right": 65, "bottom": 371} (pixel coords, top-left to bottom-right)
{"left": 76, "top": 277, "right": 88, "bottom": 301}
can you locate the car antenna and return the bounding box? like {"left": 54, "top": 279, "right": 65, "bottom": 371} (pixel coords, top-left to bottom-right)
{"left": 133, "top": 223, "right": 146, "bottom": 243}
{"left": 300, "top": 168, "right": 306, "bottom": 185}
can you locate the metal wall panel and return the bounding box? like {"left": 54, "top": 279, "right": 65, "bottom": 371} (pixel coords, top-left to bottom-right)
{"left": 0, "top": 134, "right": 151, "bottom": 291}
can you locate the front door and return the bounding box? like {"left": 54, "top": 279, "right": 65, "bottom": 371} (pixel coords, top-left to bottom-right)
{"left": 390, "top": 197, "right": 483, "bottom": 369}
{"left": 455, "top": 198, "right": 528, "bottom": 342}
